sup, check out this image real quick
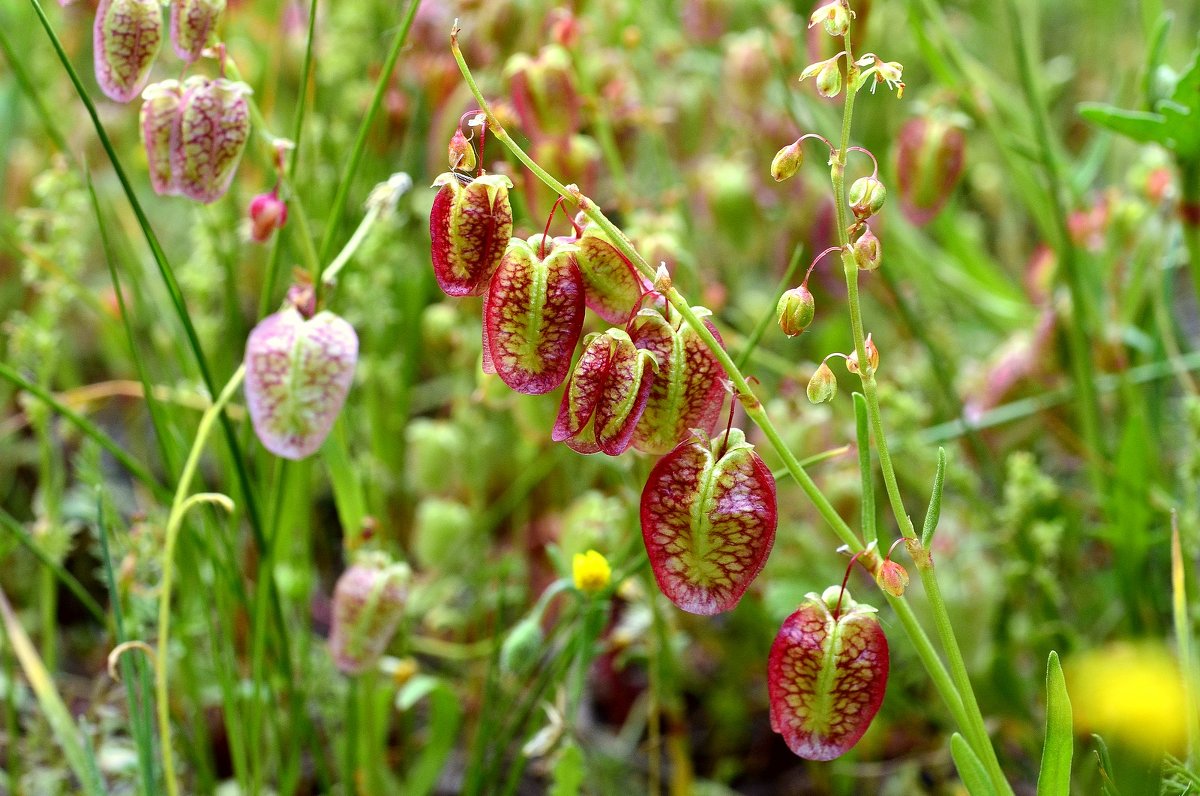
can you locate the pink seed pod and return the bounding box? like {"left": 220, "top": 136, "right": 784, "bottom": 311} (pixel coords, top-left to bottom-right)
{"left": 329, "top": 554, "right": 409, "bottom": 676}
{"left": 768, "top": 586, "right": 889, "bottom": 760}
{"left": 429, "top": 172, "right": 514, "bottom": 297}
{"left": 170, "top": 0, "right": 226, "bottom": 64}
{"left": 553, "top": 328, "right": 657, "bottom": 455}
{"left": 248, "top": 190, "right": 288, "bottom": 243}
{"left": 171, "top": 76, "right": 252, "bottom": 204}
{"left": 482, "top": 235, "right": 585, "bottom": 395}
{"left": 94, "top": 0, "right": 164, "bottom": 103}
{"left": 504, "top": 44, "right": 581, "bottom": 140}
{"left": 895, "top": 116, "right": 966, "bottom": 226}
{"left": 627, "top": 305, "right": 726, "bottom": 455}
{"left": 640, "top": 427, "right": 777, "bottom": 615}
{"left": 574, "top": 214, "right": 651, "bottom": 325}
{"left": 140, "top": 80, "right": 183, "bottom": 196}
{"left": 244, "top": 306, "right": 358, "bottom": 460}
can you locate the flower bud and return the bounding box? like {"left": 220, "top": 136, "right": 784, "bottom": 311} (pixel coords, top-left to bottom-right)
{"left": 329, "top": 554, "right": 410, "bottom": 676}
{"left": 448, "top": 127, "right": 477, "bottom": 172}
{"left": 807, "top": 361, "right": 838, "bottom": 403}
{"left": 875, "top": 558, "right": 909, "bottom": 597}
{"left": 94, "top": 0, "right": 164, "bottom": 103}
{"left": 776, "top": 285, "right": 816, "bottom": 337}
{"left": 815, "top": 60, "right": 843, "bottom": 98}
{"left": 809, "top": 1, "right": 850, "bottom": 37}
{"left": 499, "top": 616, "right": 545, "bottom": 675}
{"left": 573, "top": 550, "right": 612, "bottom": 594}
{"left": 852, "top": 225, "right": 881, "bottom": 270}
{"left": 172, "top": 77, "right": 253, "bottom": 203}
{"left": 170, "top": 0, "right": 225, "bottom": 64}
{"left": 429, "top": 173, "right": 514, "bottom": 297}
{"left": 771, "top": 141, "right": 804, "bottom": 182}
{"left": 849, "top": 176, "right": 886, "bottom": 219}
{"left": 248, "top": 190, "right": 287, "bottom": 243}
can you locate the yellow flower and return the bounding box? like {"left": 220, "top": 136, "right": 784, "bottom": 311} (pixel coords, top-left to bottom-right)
{"left": 1068, "top": 642, "right": 1189, "bottom": 757}
{"left": 572, "top": 550, "right": 611, "bottom": 594}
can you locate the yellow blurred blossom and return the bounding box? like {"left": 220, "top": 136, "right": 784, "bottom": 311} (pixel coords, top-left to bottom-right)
{"left": 572, "top": 550, "right": 611, "bottom": 594}
{"left": 1068, "top": 642, "right": 1188, "bottom": 757}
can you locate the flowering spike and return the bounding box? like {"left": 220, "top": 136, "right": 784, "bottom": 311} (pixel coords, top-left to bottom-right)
{"left": 640, "top": 427, "right": 777, "bottom": 615}
{"left": 244, "top": 307, "right": 359, "bottom": 460}
{"left": 628, "top": 306, "right": 726, "bottom": 454}
{"left": 483, "top": 236, "right": 585, "bottom": 395}
{"left": 329, "top": 554, "right": 409, "bottom": 676}
{"left": 170, "top": 0, "right": 225, "bottom": 63}
{"left": 574, "top": 216, "right": 651, "bottom": 324}
{"left": 140, "top": 80, "right": 183, "bottom": 196}
{"left": 553, "top": 329, "right": 657, "bottom": 455}
{"left": 171, "top": 77, "right": 252, "bottom": 204}
{"left": 429, "top": 173, "right": 514, "bottom": 297}
{"left": 94, "top": 0, "right": 163, "bottom": 103}
{"left": 768, "top": 588, "right": 889, "bottom": 760}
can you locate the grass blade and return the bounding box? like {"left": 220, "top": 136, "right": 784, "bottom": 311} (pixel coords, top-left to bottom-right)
{"left": 1036, "top": 650, "right": 1073, "bottom": 796}
{"left": 950, "top": 731, "right": 992, "bottom": 796}
{"left": 921, "top": 447, "right": 947, "bottom": 549}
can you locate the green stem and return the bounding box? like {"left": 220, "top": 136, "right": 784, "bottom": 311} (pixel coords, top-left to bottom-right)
{"left": 1180, "top": 160, "right": 1200, "bottom": 315}
{"left": 156, "top": 366, "right": 245, "bottom": 796}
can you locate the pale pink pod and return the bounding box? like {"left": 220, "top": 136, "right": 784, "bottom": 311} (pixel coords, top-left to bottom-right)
{"left": 140, "top": 79, "right": 183, "bottom": 196}
{"left": 329, "top": 555, "right": 408, "bottom": 676}
{"left": 170, "top": 0, "right": 226, "bottom": 63}
{"left": 171, "top": 77, "right": 252, "bottom": 204}
{"left": 244, "top": 307, "right": 358, "bottom": 460}
{"left": 94, "top": 0, "right": 164, "bottom": 103}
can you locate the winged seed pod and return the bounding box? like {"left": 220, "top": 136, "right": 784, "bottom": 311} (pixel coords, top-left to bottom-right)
{"left": 170, "top": 0, "right": 225, "bottom": 63}
{"left": 329, "top": 554, "right": 410, "bottom": 676}
{"left": 574, "top": 214, "right": 650, "bottom": 324}
{"left": 628, "top": 306, "right": 726, "bottom": 454}
{"left": 171, "top": 77, "right": 252, "bottom": 203}
{"left": 94, "top": 0, "right": 163, "bottom": 103}
{"left": 640, "top": 428, "right": 777, "bottom": 615}
{"left": 140, "top": 80, "right": 183, "bottom": 195}
{"left": 429, "top": 173, "right": 514, "bottom": 297}
{"left": 553, "top": 328, "right": 657, "bottom": 455}
{"left": 768, "top": 586, "right": 889, "bottom": 760}
{"left": 482, "top": 235, "right": 585, "bottom": 394}
{"left": 244, "top": 306, "right": 358, "bottom": 460}
{"left": 895, "top": 116, "right": 966, "bottom": 226}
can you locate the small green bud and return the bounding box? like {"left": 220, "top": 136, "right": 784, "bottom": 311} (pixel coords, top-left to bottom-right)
{"left": 808, "top": 361, "right": 838, "bottom": 403}
{"left": 499, "top": 616, "right": 545, "bottom": 676}
{"left": 815, "top": 60, "right": 843, "bottom": 98}
{"left": 809, "top": 1, "right": 850, "bottom": 37}
{"left": 849, "top": 176, "right": 887, "bottom": 219}
{"left": 852, "top": 226, "right": 881, "bottom": 271}
{"left": 771, "top": 141, "right": 804, "bottom": 182}
{"left": 776, "top": 285, "right": 816, "bottom": 337}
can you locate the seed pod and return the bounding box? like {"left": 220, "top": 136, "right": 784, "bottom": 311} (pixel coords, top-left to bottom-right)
{"left": 768, "top": 586, "right": 889, "bottom": 760}
{"left": 815, "top": 60, "right": 843, "bottom": 98}
{"left": 640, "top": 428, "right": 777, "bottom": 615}
{"left": 574, "top": 215, "right": 650, "bottom": 325}
{"left": 140, "top": 80, "right": 183, "bottom": 196}
{"left": 244, "top": 306, "right": 358, "bottom": 460}
{"left": 809, "top": 1, "right": 850, "bottom": 37}
{"left": 771, "top": 141, "right": 804, "bottom": 182}
{"left": 94, "top": 0, "right": 163, "bottom": 103}
{"left": 875, "top": 559, "right": 909, "bottom": 597}
{"left": 895, "top": 116, "right": 966, "bottom": 226}
{"left": 628, "top": 306, "right": 726, "bottom": 454}
{"left": 504, "top": 44, "right": 581, "bottom": 139}
{"left": 429, "top": 173, "right": 514, "bottom": 297}
{"left": 852, "top": 225, "right": 881, "bottom": 270}
{"left": 482, "top": 236, "right": 585, "bottom": 395}
{"left": 553, "top": 328, "right": 657, "bottom": 455}
{"left": 776, "top": 285, "right": 816, "bottom": 337}
{"left": 329, "top": 554, "right": 409, "bottom": 676}
{"left": 499, "top": 615, "right": 545, "bottom": 676}
{"left": 807, "top": 361, "right": 837, "bottom": 403}
{"left": 848, "top": 176, "right": 886, "bottom": 219}
{"left": 447, "top": 128, "right": 477, "bottom": 172}
{"left": 170, "top": 0, "right": 225, "bottom": 64}
{"left": 171, "top": 77, "right": 252, "bottom": 203}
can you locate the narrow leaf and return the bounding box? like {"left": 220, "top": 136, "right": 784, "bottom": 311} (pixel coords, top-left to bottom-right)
{"left": 1078, "top": 103, "right": 1168, "bottom": 145}
{"left": 1036, "top": 651, "right": 1073, "bottom": 795}
{"left": 951, "top": 732, "right": 992, "bottom": 796}
{"left": 921, "top": 447, "right": 947, "bottom": 549}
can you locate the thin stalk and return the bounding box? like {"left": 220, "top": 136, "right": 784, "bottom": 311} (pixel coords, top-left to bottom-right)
{"left": 734, "top": 243, "right": 805, "bottom": 371}
{"left": 155, "top": 365, "right": 245, "bottom": 796}
{"left": 1180, "top": 161, "right": 1200, "bottom": 312}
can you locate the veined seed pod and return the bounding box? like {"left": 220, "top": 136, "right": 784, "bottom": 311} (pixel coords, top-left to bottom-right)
{"left": 171, "top": 77, "right": 252, "bottom": 203}
{"left": 482, "top": 235, "right": 585, "bottom": 395}
{"left": 170, "top": 0, "right": 225, "bottom": 63}
{"left": 329, "top": 554, "right": 409, "bottom": 676}
{"left": 244, "top": 306, "right": 358, "bottom": 460}
{"left": 640, "top": 428, "right": 777, "bottom": 615}
{"left": 553, "top": 328, "right": 657, "bottom": 455}
{"left": 140, "top": 80, "right": 183, "bottom": 196}
{"left": 628, "top": 306, "right": 726, "bottom": 454}
{"left": 768, "top": 586, "right": 889, "bottom": 760}
{"left": 94, "top": 0, "right": 164, "bottom": 103}
{"left": 574, "top": 214, "right": 650, "bottom": 325}
{"left": 895, "top": 116, "right": 966, "bottom": 226}
{"left": 429, "top": 172, "right": 514, "bottom": 297}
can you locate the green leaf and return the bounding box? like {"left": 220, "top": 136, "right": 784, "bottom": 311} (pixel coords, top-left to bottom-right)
{"left": 397, "top": 675, "right": 463, "bottom": 796}
{"left": 1036, "top": 651, "right": 1073, "bottom": 796}
{"left": 950, "top": 732, "right": 992, "bottom": 795}
{"left": 921, "top": 447, "right": 947, "bottom": 549}
{"left": 1159, "top": 46, "right": 1200, "bottom": 156}
{"left": 1078, "top": 103, "right": 1169, "bottom": 145}
{"left": 1092, "top": 734, "right": 1122, "bottom": 796}
{"left": 550, "top": 742, "right": 586, "bottom": 796}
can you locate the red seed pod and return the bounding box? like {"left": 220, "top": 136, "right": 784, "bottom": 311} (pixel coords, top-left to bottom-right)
{"left": 248, "top": 190, "right": 288, "bottom": 243}
{"left": 482, "top": 235, "right": 585, "bottom": 395}
{"left": 768, "top": 586, "right": 889, "bottom": 760}
{"left": 94, "top": 0, "right": 163, "bottom": 103}
{"left": 628, "top": 306, "right": 726, "bottom": 454}
{"left": 553, "top": 328, "right": 657, "bottom": 455}
{"left": 329, "top": 554, "right": 409, "bottom": 676}
{"left": 573, "top": 214, "right": 651, "bottom": 325}
{"left": 640, "top": 428, "right": 777, "bottom": 614}
{"left": 429, "top": 172, "right": 514, "bottom": 297}
{"left": 170, "top": 0, "right": 225, "bottom": 64}
{"left": 895, "top": 116, "right": 966, "bottom": 226}
{"left": 171, "top": 77, "right": 252, "bottom": 204}
{"left": 504, "top": 44, "right": 581, "bottom": 139}
{"left": 447, "top": 128, "right": 477, "bottom": 172}
{"left": 140, "top": 80, "right": 183, "bottom": 196}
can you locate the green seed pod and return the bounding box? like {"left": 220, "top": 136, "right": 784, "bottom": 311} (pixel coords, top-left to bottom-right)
{"left": 849, "top": 176, "right": 887, "bottom": 219}
{"left": 776, "top": 285, "right": 816, "bottom": 337}
{"left": 807, "top": 361, "right": 838, "bottom": 404}
{"left": 499, "top": 616, "right": 545, "bottom": 676}
{"left": 771, "top": 141, "right": 804, "bottom": 182}
{"left": 852, "top": 226, "right": 881, "bottom": 271}
{"left": 816, "top": 60, "right": 843, "bottom": 98}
